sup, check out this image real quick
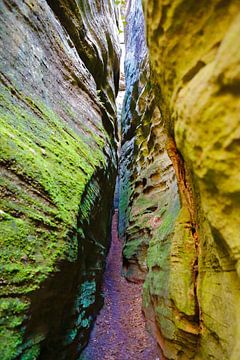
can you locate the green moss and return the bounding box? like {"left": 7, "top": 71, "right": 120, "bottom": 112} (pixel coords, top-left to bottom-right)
{"left": 17, "top": 333, "right": 45, "bottom": 360}
{"left": 0, "top": 298, "right": 30, "bottom": 360}
{"left": 0, "top": 81, "right": 110, "bottom": 358}
{"left": 143, "top": 200, "right": 200, "bottom": 354}
{"left": 0, "top": 328, "right": 23, "bottom": 360}
{"left": 123, "top": 236, "right": 149, "bottom": 259}
{"left": 20, "top": 345, "right": 40, "bottom": 360}
{"left": 75, "top": 281, "right": 96, "bottom": 310}
{"left": 64, "top": 281, "right": 96, "bottom": 346}
{"left": 0, "top": 86, "right": 105, "bottom": 215}
{"left": 80, "top": 180, "right": 101, "bottom": 222}
{"left": 64, "top": 328, "right": 78, "bottom": 345}
{"left": 143, "top": 196, "right": 180, "bottom": 314}
{"left": 0, "top": 84, "right": 106, "bottom": 263}
{"left": 132, "top": 193, "right": 157, "bottom": 214}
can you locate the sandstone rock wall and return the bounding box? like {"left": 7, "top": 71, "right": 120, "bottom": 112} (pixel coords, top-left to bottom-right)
{"left": 119, "top": 0, "right": 180, "bottom": 288}
{"left": 119, "top": 0, "right": 152, "bottom": 265}
{"left": 0, "top": 1, "right": 119, "bottom": 358}
{"left": 121, "top": 0, "right": 240, "bottom": 359}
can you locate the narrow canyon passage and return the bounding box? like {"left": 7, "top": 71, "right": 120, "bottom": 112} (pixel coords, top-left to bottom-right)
{"left": 1, "top": 1, "right": 240, "bottom": 359}
{"left": 80, "top": 209, "right": 160, "bottom": 360}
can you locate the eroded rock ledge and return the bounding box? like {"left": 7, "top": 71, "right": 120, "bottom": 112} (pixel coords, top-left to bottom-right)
{"left": 120, "top": 0, "right": 240, "bottom": 359}
{"left": 0, "top": 1, "right": 119, "bottom": 358}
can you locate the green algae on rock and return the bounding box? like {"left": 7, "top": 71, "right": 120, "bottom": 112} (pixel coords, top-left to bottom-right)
{"left": 0, "top": 0, "right": 119, "bottom": 358}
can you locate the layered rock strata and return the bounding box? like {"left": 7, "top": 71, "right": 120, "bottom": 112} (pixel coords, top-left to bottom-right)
{"left": 119, "top": 0, "right": 153, "bottom": 280}
{"left": 0, "top": 0, "right": 119, "bottom": 359}
{"left": 121, "top": 0, "right": 240, "bottom": 359}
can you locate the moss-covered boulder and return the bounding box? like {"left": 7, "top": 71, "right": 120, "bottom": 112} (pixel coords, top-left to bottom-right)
{"left": 0, "top": 0, "right": 119, "bottom": 358}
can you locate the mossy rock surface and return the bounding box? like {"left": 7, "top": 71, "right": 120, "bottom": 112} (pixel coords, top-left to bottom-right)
{"left": 0, "top": 0, "right": 119, "bottom": 358}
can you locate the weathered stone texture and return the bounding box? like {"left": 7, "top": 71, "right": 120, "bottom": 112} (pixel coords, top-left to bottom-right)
{"left": 119, "top": 0, "right": 156, "bottom": 277}
{"left": 122, "top": 0, "right": 240, "bottom": 359}
{"left": 0, "top": 0, "right": 119, "bottom": 359}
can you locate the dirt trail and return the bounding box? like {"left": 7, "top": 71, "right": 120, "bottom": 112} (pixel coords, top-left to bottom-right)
{"left": 80, "top": 209, "right": 160, "bottom": 360}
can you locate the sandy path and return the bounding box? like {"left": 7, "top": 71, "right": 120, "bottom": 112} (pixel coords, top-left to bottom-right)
{"left": 80, "top": 210, "right": 160, "bottom": 360}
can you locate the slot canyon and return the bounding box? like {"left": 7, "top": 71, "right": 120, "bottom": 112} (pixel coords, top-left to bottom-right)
{"left": 0, "top": 0, "right": 240, "bottom": 359}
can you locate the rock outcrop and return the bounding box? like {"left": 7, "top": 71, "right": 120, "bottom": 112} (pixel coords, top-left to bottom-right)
{"left": 0, "top": 1, "right": 119, "bottom": 359}
{"left": 121, "top": 0, "right": 240, "bottom": 359}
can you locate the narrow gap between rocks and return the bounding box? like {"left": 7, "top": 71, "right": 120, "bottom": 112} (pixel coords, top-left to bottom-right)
{"left": 79, "top": 9, "right": 161, "bottom": 360}
{"left": 79, "top": 207, "right": 160, "bottom": 360}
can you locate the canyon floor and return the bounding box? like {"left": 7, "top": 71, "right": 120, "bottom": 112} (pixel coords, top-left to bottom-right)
{"left": 80, "top": 210, "right": 160, "bottom": 360}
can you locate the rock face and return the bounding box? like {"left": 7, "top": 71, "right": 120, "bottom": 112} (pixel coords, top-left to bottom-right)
{"left": 121, "top": 0, "right": 240, "bottom": 359}
{"left": 119, "top": 0, "right": 155, "bottom": 282}
{"left": 0, "top": 1, "right": 119, "bottom": 359}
